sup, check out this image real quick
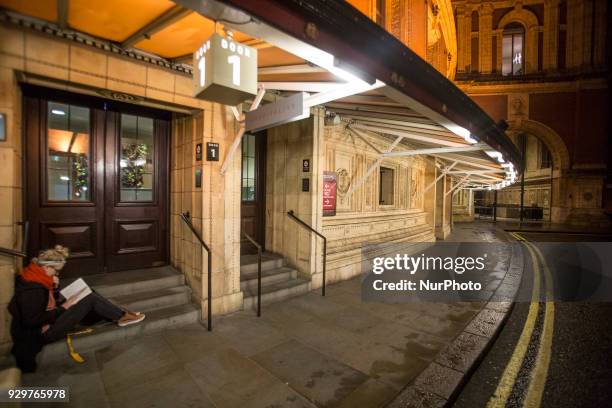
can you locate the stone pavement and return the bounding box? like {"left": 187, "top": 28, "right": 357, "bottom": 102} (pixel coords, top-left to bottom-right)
{"left": 19, "top": 223, "right": 520, "bottom": 408}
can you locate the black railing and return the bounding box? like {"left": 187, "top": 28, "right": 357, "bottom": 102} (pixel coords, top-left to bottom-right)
{"left": 180, "top": 212, "right": 212, "bottom": 331}
{"left": 243, "top": 232, "right": 262, "bottom": 317}
{"left": 286, "top": 210, "right": 327, "bottom": 296}
{"left": 0, "top": 221, "right": 29, "bottom": 259}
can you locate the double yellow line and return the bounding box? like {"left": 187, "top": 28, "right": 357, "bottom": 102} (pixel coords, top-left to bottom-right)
{"left": 487, "top": 232, "right": 555, "bottom": 408}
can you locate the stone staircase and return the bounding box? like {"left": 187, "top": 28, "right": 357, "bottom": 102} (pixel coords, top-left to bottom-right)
{"left": 41, "top": 266, "right": 199, "bottom": 360}
{"left": 240, "top": 252, "right": 310, "bottom": 311}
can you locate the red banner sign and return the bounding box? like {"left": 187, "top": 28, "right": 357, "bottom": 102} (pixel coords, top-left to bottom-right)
{"left": 323, "top": 171, "right": 337, "bottom": 216}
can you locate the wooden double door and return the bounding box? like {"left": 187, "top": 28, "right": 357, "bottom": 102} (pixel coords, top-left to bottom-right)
{"left": 25, "top": 87, "right": 170, "bottom": 278}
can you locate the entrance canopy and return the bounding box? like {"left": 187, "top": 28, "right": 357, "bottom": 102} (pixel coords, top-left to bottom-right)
{"left": 0, "top": 0, "right": 521, "bottom": 189}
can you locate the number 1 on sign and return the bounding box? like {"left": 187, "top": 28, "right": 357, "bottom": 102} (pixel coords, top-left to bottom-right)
{"left": 227, "top": 55, "right": 240, "bottom": 86}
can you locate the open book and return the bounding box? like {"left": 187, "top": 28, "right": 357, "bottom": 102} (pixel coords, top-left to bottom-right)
{"left": 60, "top": 278, "right": 92, "bottom": 305}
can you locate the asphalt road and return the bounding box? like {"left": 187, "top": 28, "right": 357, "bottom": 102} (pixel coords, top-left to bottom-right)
{"left": 452, "top": 232, "right": 612, "bottom": 408}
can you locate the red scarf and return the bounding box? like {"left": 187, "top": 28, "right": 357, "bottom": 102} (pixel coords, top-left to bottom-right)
{"left": 21, "top": 262, "right": 56, "bottom": 310}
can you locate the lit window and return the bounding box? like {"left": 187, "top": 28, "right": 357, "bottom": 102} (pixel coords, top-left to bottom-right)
{"left": 46, "top": 102, "right": 90, "bottom": 201}
{"left": 241, "top": 134, "right": 256, "bottom": 201}
{"left": 502, "top": 23, "right": 524, "bottom": 76}
{"left": 539, "top": 140, "right": 552, "bottom": 169}
{"left": 379, "top": 166, "right": 394, "bottom": 205}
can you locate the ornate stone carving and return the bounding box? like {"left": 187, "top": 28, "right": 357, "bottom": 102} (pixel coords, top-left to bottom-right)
{"left": 336, "top": 168, "right": 351, "bottom": 195}
{"left": 410, "top": 169, "right": 421, "bottom": 208}
{"left": 389, "top": 0, "right": 402, "bottom": 40}
{"left": 508, "top": 93, "right": 529, "bottom": 121}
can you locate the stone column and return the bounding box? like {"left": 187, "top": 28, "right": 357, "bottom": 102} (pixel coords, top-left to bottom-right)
{"left": 435, "top": 174, "right": 451, "bottom": 239}
{"left": 566, "top": 0, "right": 584, "bottom": 69}
{"left": 526, "top": 25, "right": 540, "bottom": 74}
{"left": 468, "top": 189, "right": 475, "bottom": 219}
{"left": 495, "top": 30, "right": 503, "bottom": 72}
{"left": 543, "top": 0, "right": 560, "bottom": 70}
{"left": 456, "top": 5, "right": 468, "bottom": 73}
{"left": 0, "top": 66, "right": 23, "bottom": 356}
{"left": 479, "top": 4, "right": 494, "bottom": 74}
{"left": 408, "top": 0, "right": 427, "bottom": 58}
{"left": 464, "top": 9, "right": 473, "bottom": 73}
{"left": 424, "top": 161, "right": 437, "bottom": 231}
{"left": 593, "top": 0, "right": 607, "bottom": 68}
{"left": 581, "top": 0, "right": 594, "bottom": 68}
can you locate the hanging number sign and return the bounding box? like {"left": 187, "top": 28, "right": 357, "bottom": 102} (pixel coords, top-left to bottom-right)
{"left": 193, "top": 33, "right": 258, "bottom": 106}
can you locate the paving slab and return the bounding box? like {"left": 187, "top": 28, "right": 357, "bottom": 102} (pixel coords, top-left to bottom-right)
{"left": 162, "top": 322, "right": 230, "bottom": 362}
{"left": 252, "top": 339, "right": 370, "bottom": 407}
{"left": 94, "top": 335, "right": 182, "bottom": 395}
{"left": 107, "top": 366, "right": 214, "bottom": 408}
{"left": 21, "top": 350, "right": 110, "bottom": 408}
{"left": 334, "top": 378, "right": 397, "bottom": 408}
{"left": 185, "top": 346, "right": 314, "bottom": 408}
{"left": 214, "top": 312, "right": 290, "bottom": 356}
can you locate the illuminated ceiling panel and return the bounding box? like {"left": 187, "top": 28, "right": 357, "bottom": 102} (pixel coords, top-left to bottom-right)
{"left": 0, "top": 0, "right": 58, "bottom": 22}
{"left": 258, "top": 47, "right": 304, "bottom": 68}
{"left": 135, "top": 12, "right": 250, "bottom": 59}
{"left": 67, "top": 0, "right": 176, "bottom": 42}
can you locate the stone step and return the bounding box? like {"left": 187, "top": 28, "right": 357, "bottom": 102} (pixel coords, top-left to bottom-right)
{"left": 240, "top": 252, "right": 284, "bottom": 275}
{"left": 41, "top": 303, "right": 200, "bottom": 362}
{"left": 243, "top": 278, "right": 310, "bottom": 311}
{"left": 240, "top": 267, "right": 297, "bottom": 291}
{"left": 108, "top": 286, "right": 191, "bottom": 313}
{"left": 62, "top": 266, "right": 185, "bottom": 298}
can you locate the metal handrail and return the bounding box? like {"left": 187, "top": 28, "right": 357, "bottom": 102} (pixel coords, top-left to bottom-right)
{"left": 180, "top": 212, "right": 212, "bottom": 331}
{"left": 243, "top": 232, "right": 262, "bottom": 317}
{"left": 0, "top": 221, "right": 29, "bottom": 259}
{"left": 286, "top": 210, "right": 327, "bottom": 296}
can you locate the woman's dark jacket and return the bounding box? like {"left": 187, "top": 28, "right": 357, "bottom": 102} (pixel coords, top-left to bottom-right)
{"left": 7, "top": 275, "right": 65, "bottom": 373}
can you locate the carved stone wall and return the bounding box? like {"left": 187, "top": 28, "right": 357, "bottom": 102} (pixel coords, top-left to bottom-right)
{"left": 321, "top": 123, "right": 436, "bottom": 283}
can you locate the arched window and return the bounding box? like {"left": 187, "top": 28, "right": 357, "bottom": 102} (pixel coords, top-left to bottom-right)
{"left": 502, "top": 23, "right": 525, "bottom": 75}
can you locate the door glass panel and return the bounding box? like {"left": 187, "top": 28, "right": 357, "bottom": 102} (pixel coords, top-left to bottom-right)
{"left": 47, "top": 102, "right": 91, "bottom": 201}
{"left": 120, "top": 114, "right": 155, "bottom": 202}
{"left": 241, "top": 134, "right": 256, "bottom": 201}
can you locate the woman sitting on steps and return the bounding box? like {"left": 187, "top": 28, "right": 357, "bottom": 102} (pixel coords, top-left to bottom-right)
{"left": 8, "top": 245, "right": 145, "bottom": 372}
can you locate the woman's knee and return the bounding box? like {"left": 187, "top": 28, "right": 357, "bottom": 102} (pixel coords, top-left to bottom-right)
{"left": 83, "top": 292, "right": 102, "bottom": 304}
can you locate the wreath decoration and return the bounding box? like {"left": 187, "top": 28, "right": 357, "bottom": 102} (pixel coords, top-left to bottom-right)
{"left": 121, "top": 143, "right": 148, "bottom": 188}
{"left": 72, "top": 154, "right": 88, "bottom": 198}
